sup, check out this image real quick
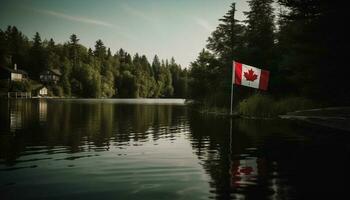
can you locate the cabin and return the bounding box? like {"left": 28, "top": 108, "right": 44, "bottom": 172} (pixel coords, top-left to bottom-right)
{"left": 0, "top": 64, "right": 28, "bottom": 81}
{"left": 38, "top": 86, "right": 48, "bottom": 96}
{"left": 39, "top": 69, "right": 62, "bottom": 84}
{"left": 32, "top": 85, "right": 48, "bottom": 97}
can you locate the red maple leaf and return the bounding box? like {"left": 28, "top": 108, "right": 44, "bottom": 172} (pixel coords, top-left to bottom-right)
{"left": 244, "top": 69, "right": 258, "bottom": 82}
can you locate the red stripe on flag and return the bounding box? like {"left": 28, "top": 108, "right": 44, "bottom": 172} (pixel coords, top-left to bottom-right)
{"left": 234, "top": 62, "right": 242, "bottom": 85}
{"left": 259, "top": 70, "right": 270, "bottom": 90}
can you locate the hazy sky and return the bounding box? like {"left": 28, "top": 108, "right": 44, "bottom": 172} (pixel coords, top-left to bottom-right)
{"left": 0, "top": 0, "right": 249, "bottom": 67}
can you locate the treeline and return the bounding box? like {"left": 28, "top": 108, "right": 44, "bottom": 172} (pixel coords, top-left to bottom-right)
{"left": 189, "top": 0, "right": 349, "bottom": 108}
{"left": 0, "top": 27, "right": 188, "bottom": 98}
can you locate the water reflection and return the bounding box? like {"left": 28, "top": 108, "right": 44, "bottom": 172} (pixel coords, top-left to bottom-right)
{"left": 187, "top": 113, "right": 349, "bottom": 199}
{"left": 0, "top": 100, "right": 187, "bottom": 164}
{"left": 0, "top": 100, "right": 349, "bottom": 199}
{"left": 9, "top": 100, "right": 25, "bottom": 132}
{"left": 230, "top": 157, "right": 259, "bottom": 188}
{"left": 39, "top": 100, "right": 47, "bottom": 123}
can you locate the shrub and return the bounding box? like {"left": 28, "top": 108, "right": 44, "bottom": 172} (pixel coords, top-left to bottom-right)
{"left": 238, "top": 94, "right": 315, "bottom": 118}
{"left": 0, "top": 80, "right": 10, "bottom": 92}
{"left": 52, "top": 86, "right": 63, "bottom": 97}
{"left": 10, "top": 80, "right": 32, "bottom": 92}
{"left": 238, "top": 94, "right": 276, "bottom": 118}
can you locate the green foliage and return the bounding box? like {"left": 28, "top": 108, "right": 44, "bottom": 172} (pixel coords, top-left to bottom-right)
{"left": 238, "top": 94, "right": 315, "bottom": 118}
{"left": 29, "top": 32, "right": 46, "bottom": 79}
{"left": 101, "top": 71, "right": 115, "bottom": 98}
{"left": 118, "top": 70, "right": 137, "bottom": 98}
{"left": 60, "top": 58, "right": 72, "bottom": 96}
{"left": 244, "top": 0, "right": 275, "bottom": 68}
{"left": 0, "top": 26, "right": 30, "bottom": 70}
{"left": 10, "top": 80, "right": 32, "bottom": 92}
{"left": 238, "top": 94, "right": 276, "bottom": 118}
{"left": 276, "top": 0, "right": 349, "bottom": 104}
{"left": 0, "top": 27, "right": 188, "bottom": 99}
{"left": 78, "top": 63, "right": 102, "bottom": 98}
{"left": 189, "top": 0, "right": 349, "bottom": 115}
{"left": 189, "top": 49, "right": 224, "bottom": 106}
{"left": 51, "top": 85, "right": 63, "bottom": 97}
{"left": 0, "top": 80, "right": 10, "bottom": 92}
{"left": 94, "top": 39, "right": 106, "bottom": 60}
{"left": 169, "top": 57, "right": 188, "bottom": 98}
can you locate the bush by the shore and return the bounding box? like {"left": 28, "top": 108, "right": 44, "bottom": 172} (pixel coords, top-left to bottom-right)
{"left": 238, "top": 94, "right": 315, "bottom": 118}
{"left": 9, "top": 80, "right": 32, "bottom": 92}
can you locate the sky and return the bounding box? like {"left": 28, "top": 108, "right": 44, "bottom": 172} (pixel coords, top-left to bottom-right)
{"left": 0, "top": 0, "right": 249, "bottom": 68}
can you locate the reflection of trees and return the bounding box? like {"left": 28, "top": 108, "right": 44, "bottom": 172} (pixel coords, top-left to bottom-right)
{"left": 188, "top": 115, "right": 350, "bottom": 199}
{"left": 113, "top": 104, "right": 185, "bottom": 144}
{"left": 187, "top": 114, "right": 303, "bottom": 199}
{"left": 0, "top": 100, "right": 187, "bottom": 165}
{"left": 0, "top": 100, "right": 39, "bottom": 165}
{"left": 235, "top": 119, "right": 350, "bottom": 199}
{"left": 187, "top": 112, "right": 232, "bottom": 199}
{"left": 43, "top": 102, "right": 181, "bottom": 149}
{"left": 4, "top": 100, "right": 38, "bottom": 132}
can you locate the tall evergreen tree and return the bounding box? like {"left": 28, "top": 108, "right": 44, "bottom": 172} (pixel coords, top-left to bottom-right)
{"left": 277, "top": 0, "right": 350, "bottom": 104}
{"left": 2, "top": 26, "right": 30, "bottom": 70}
{"left": 46, "top": 38, "right": 60, "bottom": 70}
{"left": 204, "top": 3, "right": 245, "bottom": 106}
{"left": 94, "top": 39, "right": 106, "bottom": 60}
{"left": 69, "top": 34, "right": 80, "bottom": 67}
{"left": 190, "top": 49, "right": 220, "bottom": 101}
{"left": 207, "top": 3, "right": 245, "bottom": 62}
{"left": 152, "top": 55, "right": 161, "bottom": 81}
{"left": 244, "top": 0, "right": 275, "bottom": 68}
{"left": 29, "top": 32, "right": 46, "bottom": 78}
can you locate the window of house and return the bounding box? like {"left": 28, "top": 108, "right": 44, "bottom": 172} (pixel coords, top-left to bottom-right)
{"left": 11, "top": 73, "right": 22, "bottom": 80}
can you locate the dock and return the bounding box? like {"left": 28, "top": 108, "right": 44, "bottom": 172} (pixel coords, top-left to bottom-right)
{"left": 7, "top": 92, "right": 32, "bottom": 99}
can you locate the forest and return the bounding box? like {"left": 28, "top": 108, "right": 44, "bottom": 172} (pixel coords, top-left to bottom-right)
{"left": 1, "top": 0, "right": 349, "bottom": 114}
{"left": 0, "top": 28, "right": 188, "bottom": 98}
{"left": 189, "top": 0, "right": 349, "bottom": 115}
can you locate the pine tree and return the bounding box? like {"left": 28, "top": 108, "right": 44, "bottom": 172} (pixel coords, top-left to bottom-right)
{"left": 152, "top": 55, "right": 161, "bottom": 81}
{"left": 29, "top": 32, "right": 46, "bottom": 78}
{"left": 0, "top": 26, "right": 29, "bottom": 67}
{"left": 94, "top": 39, "right": 106, "bottom": 60}
{"left": 207, "top": 3, "right": 245, "bottom": 62}
{"left": 69, "top": 34, "right": 80, "bottom": 67}
{"left": 202, "top": 3, "right": 245, "bottom": 106}
{"left": 244, "top": 0, "right": 275, "bottom": 68}
{"left": 277, "top": 0, "right": 350, "bottom": 104}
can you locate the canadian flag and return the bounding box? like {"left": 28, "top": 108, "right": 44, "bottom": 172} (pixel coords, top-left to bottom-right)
{"left": 233, "top": 61, "right": 270, "bottom": 90}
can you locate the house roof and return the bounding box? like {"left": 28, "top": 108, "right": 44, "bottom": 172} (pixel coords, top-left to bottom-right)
{"left": 32, "top": 84, "right": 46, "bottom": 91}
{"left": 1, "top": 66, "right": 28, "bottom": 75}
{"left": 50, "top": 69, "right": 62, "bottom": 76}
{"left": 40, "top": 68, "right": 62, "bottom": 76}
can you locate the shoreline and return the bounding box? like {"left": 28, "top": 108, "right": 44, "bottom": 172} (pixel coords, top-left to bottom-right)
{"left": 4, "top": 97, "right": 350, "bottom": 131}
{"left": 279, "top": 107, "right": 350, "bottom": 132}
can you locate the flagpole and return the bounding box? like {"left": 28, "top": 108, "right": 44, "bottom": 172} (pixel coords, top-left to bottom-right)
{"left": 230, "top": 3, "right": 236, "bottom": 116}
{"left": 230, "top": 62, "right": 234, "bottom": 116}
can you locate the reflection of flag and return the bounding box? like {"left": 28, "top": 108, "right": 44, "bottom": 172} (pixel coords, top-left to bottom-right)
{"left": 233, "top": 61, "right": 270, "bottom": 90}
{"left": 230, "top": 158, "right": 258, "bottom": 188}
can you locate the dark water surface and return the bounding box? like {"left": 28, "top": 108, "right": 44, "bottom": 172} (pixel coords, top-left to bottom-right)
{"left": 0, "top": 99, "right": 349, "bottom": 199}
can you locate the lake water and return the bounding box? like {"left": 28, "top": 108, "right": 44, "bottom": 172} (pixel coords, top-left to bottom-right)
{"left": 0, "top": 99, "right": 349, "bottom": 199}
